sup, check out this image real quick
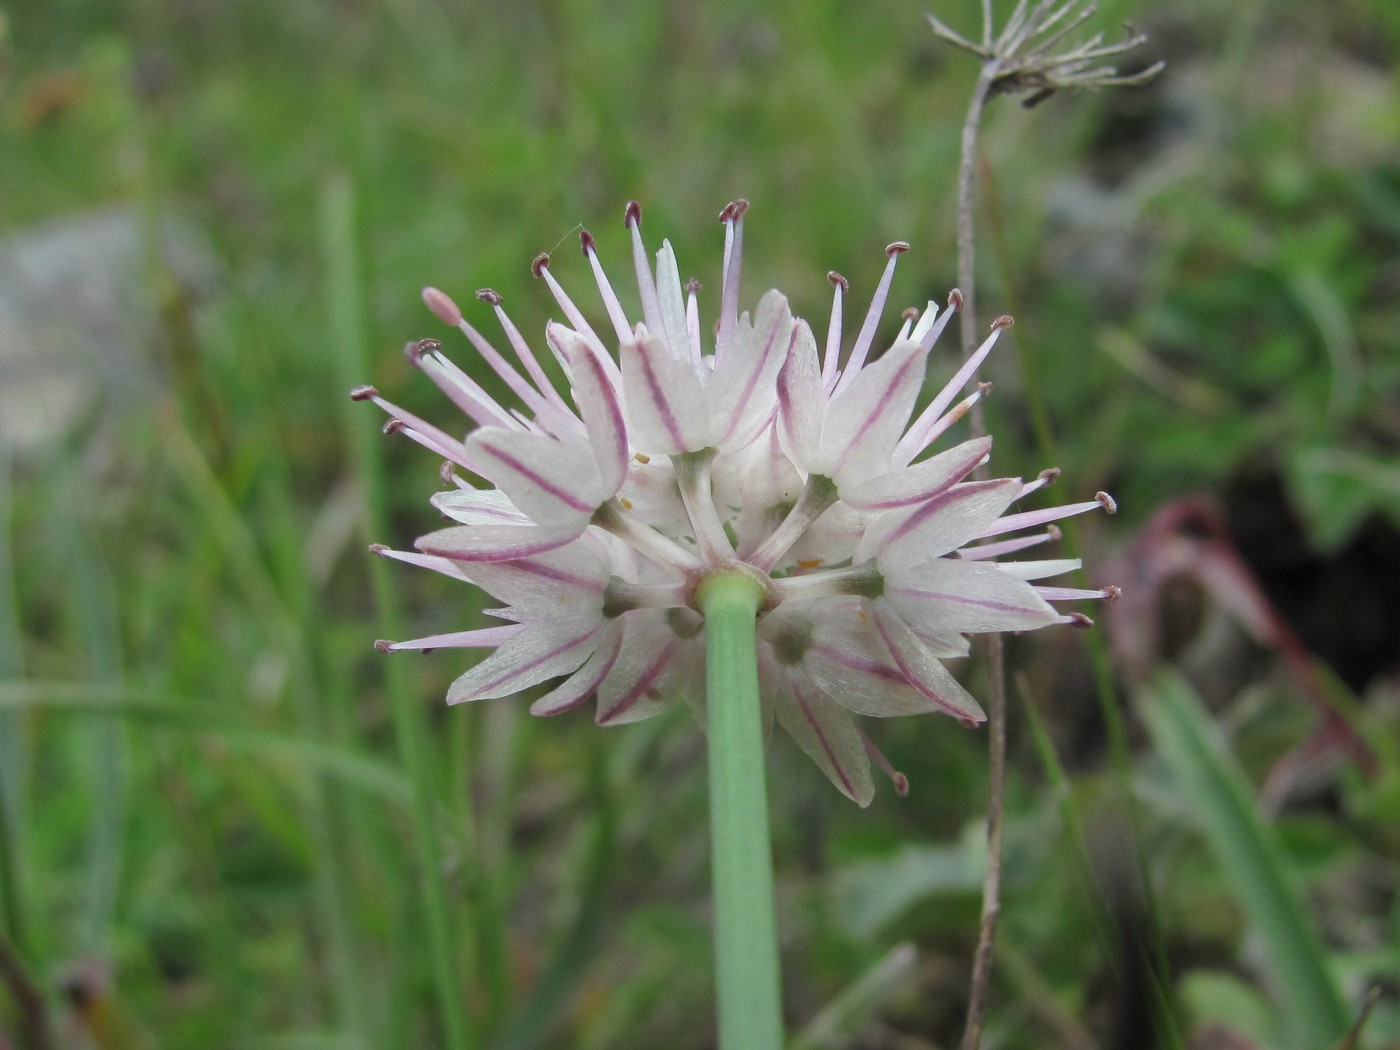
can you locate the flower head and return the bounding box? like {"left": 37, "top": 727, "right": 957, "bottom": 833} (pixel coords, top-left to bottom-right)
{"left": 357, "top": 200, "right": 1117, "bottom": 805}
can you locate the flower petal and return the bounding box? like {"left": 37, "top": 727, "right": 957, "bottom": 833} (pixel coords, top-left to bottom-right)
{"left": 777, "top": 670, "right": 874, "bottom": 807}
{"left": 417, "top": 522, "right": 582, "bottom": 562}
{"left": 840, "top": 436, "right": 992, "bottom": 511}
{"left": 867, "top": 600, "right": 986, "bottom": 723}
{"left": 861, "top": 478, "right": 1022, "bottom": 571}
{"left": 595, "top": 616, "right": 686, "bottom": 725}
{"left": 708, "top": 290, "right": 794, "bottom": 450}
{"left": 776, "top": 318, "right": 825, "bottom": 472}
{"left": 553, "top": 326, "right": 629, "bottom": 497}
{"left": 803, "top": 606, "right": 951, "bottom": 717}
{"left": 654, "top": 240, "right": 692, "bottom": 361}
{"left": 430, "top": 487, "right": 530, "bottom": 526}
{"left": 621, "top": 328, "right": 712, "bottom": 455}
{"left": 821, "top": 339, "right": 929, "bottom": 482}
{"left": 446, "top": 619, "right": 599, "bottom": 703}
{"left": 530, "top": 621, "right": 623, "bottom": 715}
{"left": 455, "top": 539, "right": 609, "bottom": 611}
{"left": 466, "top": 427, "right": 605, "bottom": 528}
{"left": 885, "top": 558, "right": 1058, "bottom": 635}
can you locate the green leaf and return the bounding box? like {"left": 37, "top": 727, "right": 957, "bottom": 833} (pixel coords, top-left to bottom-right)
{"left": 1140, "top": 672, "right": 1350, "bottom": 1048}
{"left": 1284, "top": 445, "right": 1400, "bottom": 553}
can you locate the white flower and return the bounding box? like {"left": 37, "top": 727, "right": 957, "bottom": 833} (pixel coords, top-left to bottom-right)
{"left": 356, "top": 200, "right": 1118, "bottom": 805}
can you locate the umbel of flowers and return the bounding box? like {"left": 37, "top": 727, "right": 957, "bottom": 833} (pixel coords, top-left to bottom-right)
{"left": 353, "top": 200, "right": 1116, "bottom": 806}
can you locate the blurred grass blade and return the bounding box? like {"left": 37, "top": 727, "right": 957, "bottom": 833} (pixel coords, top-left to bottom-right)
{"left": 1141, "top": 672, "right": 1349, "bottom": 1048}
{"left": 0, "top": 681, "right": 413, "bottom": 805}
{"left": 320, "top": 174, "right": 474, "bottom": 1050}
{"left": 496, "top": 741, "right": 615, "bottom": 1050}
{"left": 0, "top": 450, "right": 27, "bottom": 951}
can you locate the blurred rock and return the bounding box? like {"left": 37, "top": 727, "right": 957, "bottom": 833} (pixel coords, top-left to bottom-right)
{"left": 0, "top": 206, "right": 216, "bottom": 454}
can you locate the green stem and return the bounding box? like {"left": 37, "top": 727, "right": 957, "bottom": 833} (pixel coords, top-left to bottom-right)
{"left": 696, "top": 570, "right": 782, "bottom": 1050}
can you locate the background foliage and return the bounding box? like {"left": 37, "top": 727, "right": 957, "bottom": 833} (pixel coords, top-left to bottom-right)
{"left": 1, "top": 0, "right": 1397, "bottom": 1046}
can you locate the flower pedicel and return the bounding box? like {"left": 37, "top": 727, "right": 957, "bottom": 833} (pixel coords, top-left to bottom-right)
{"left": 353, "top": 200, "right": 1117, "bottom": 805}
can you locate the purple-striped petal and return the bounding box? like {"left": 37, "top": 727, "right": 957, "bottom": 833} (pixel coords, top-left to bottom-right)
{"left": 709, "top": 290, "right": 794, "bottom": 450}
{"left": 552, "top": 326, "right": 629, "bottom": 497}
{"left": 446, "top": 619, "right": 600, "bottom": 703}
{"left": 530, "top": 621, "right": 624, "bottom": 715}
{"left": 595, "top": 617, "right": 686, "bottom": 725}
{"left": 777, "top": 670, "right": 874, "bottom": 807}
{"left": 776, "top": 318, "right": 825, "bottom": 472}
{"left": 802, "top": 606, "right": 949, "bottom": 717}
{"left": 465, "top": 427, "right": 604, "bottom": 527}
{"left": 867, "top": 600, "right": 986, "bottom": 723}
{"left": 885, "top": 558, "right": 1058, "bottom": 635}
{"left": 430, "top": 488, "right": 530, "bottom": 526}
{"left": 840, "top": 436, "right": 992, "bottom": 511}
{"left": 416, "top": 522, "right": 582, "bottom": 563}
{"left": 821, "top": 339, "right": 929, "bottom": 482}
{"left": 621, "top": 329, "right": 711, "bottom": 455}
{"left": 861, "top": 478, "right": 1022, "bottom": 571}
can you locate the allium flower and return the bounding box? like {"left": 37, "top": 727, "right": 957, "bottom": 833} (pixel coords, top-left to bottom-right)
{"left": 355, "top": 200, "right": 1117, "bottom": 805}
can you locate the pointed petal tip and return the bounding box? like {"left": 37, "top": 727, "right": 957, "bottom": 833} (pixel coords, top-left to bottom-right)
{"left": 422, "top": 286, "right": 463, "bottom": 326}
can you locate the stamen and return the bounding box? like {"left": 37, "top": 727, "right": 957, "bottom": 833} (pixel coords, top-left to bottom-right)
{"left": 672, "top": 449, "right": 736, "bottom": 562}
{"left": 625, "top": 201, "right": 666, "bottom": 336}
{"left": 915, "top": 289, "right": 961, "bottom": 351}
{"left": 591, "top": 499, "right": 705, "bottom": 574}
{"left": 859, "top": 729, "right": 910, "bottom": 797}
{"left": 717, "top": 199, "right": 749, "bottom": 354}
{"left": 581, "top": 229, "right": 633, "bottom": 342}
{"left": 895, "top": 315, "right": 1005, "bottom": 463}
{"left": 832, "top": 241, "right": 909, "bottom": 396}
{"left": 1034, "top": 585, "right": 1118, "bottom": 602}
{"left": 448, "top": 303, "right": 560, "bottom": 426}
{"left": 422, "top": 286, "right": 464, "bottom": 326}
{"left": 482, "top": 291, "right": 583, "bottom": 437}
{"left": 893, "top": 387, "right": 986, "bottom": 467}
{"left": 957, "top": 527, "right": 1061, "bottom": 561}
{"left": 412, "top": 343, "right": 520, "bottom": 430}
{"left": 533, "top": 251, "right": 612, "bottom": 365}
{"left": 1015, "top": 467, "right": 1061, "bottom": 499}
{"left": 769, "top": 562, "right": 884, "bottom": 604}
{"left": 976, "top": 496, "right": 1112, "bottom": 539}
{"left": 361, "top": 392, "right": 479, "bottom": 471}
{"left": 821, "top": 271, "right": 847, "bottom": 392}
{"left": 747, "top": 473, "right": 840, "bottom": 573}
